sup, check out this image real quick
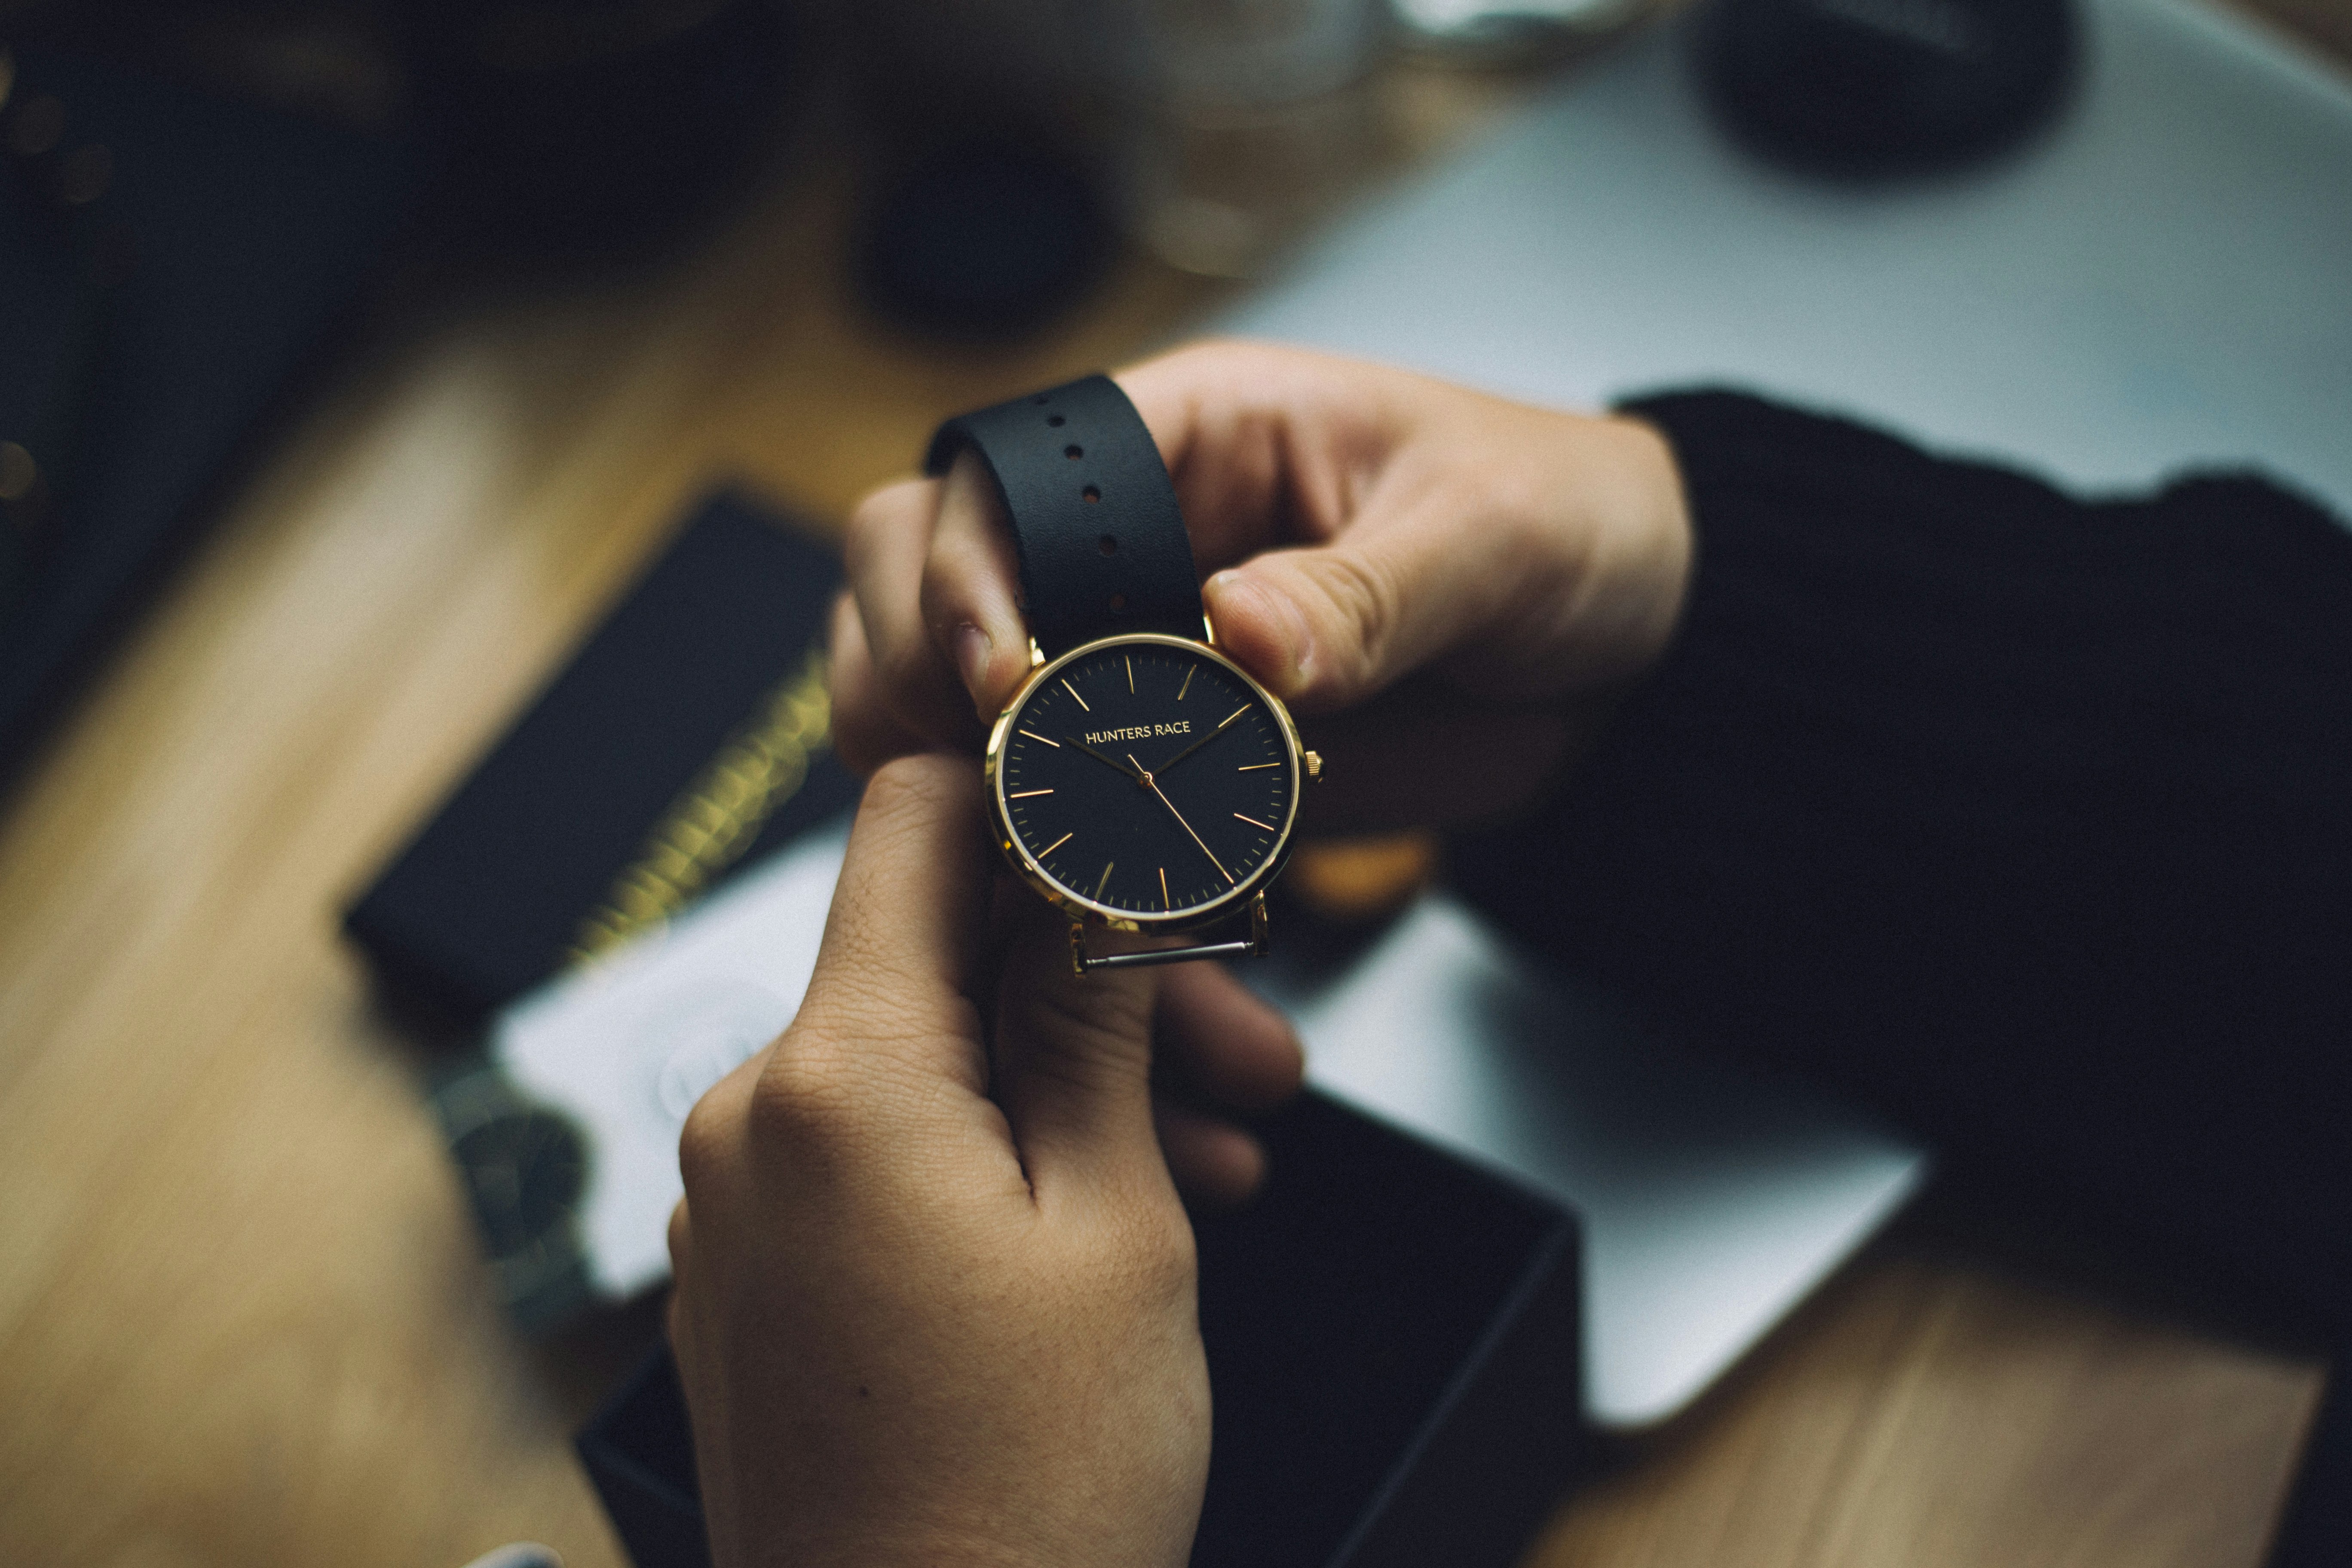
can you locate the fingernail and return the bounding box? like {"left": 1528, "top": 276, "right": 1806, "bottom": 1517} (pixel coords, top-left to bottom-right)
{"left": 954, "top": 623, "right": 993, "bottom": 696}
{"left": 1209, "top": 570, "right": 1312, "bottom": 687}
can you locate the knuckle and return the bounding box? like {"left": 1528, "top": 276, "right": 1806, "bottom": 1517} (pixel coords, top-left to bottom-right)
{"left": 1308, "top": 547, "right": 1400, "bottom": 689}
{"left": 675, "top": 1087, "right": 735, "bottom": 1195}
{"left": 860, "top": 753, "right": 961, "bottom": 824}
{"left": 747, "top": 1037, "right": 863, "bottom": 1145}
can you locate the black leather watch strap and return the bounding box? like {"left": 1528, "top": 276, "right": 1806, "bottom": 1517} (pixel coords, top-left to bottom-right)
{"left": 925, "top": 374, "right": 1203, "bottom": 657}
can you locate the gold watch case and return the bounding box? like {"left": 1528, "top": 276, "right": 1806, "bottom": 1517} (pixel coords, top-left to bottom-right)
{"left": 982, "top": 629, "right": 1318, "bottom": 970}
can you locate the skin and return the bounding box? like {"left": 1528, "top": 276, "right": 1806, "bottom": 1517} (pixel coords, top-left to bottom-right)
{"left": 672, "top": 342, "right": 1695, "bottom": 1568}
{"left": 671, "top": 759, "right": 1210, "bottom": 1568}
{"left": 835, "top": 339, "right": 1691, "bottom": 830}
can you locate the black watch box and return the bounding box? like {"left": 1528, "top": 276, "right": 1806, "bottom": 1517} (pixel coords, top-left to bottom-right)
{"left": 343, "top": 489, "right": 861, "bottom": 1032}
{"left": 577, "top": 1090, "right": 1587, "bottom": 1568}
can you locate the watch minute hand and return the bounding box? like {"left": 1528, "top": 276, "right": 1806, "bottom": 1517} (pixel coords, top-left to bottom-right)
{"left": 1064, "top": 736, "right": 1144, "bottom": 781}
{"left": 1156, "top": 696, "right": 1262, "bottom": 777}
{"left": 1153, "top": 728, "right": 1225, "bottom": 777}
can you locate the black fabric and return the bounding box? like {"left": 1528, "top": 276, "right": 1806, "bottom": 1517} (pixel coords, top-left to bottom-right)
{"left": 0, "top": 44, "right": 423, "bottom": 777}
{"left": 1455, "top": 388, "right": 2352, "bottom": 1313}
{"left": 926, "top": 374, "right": 1203, "bottom": 655}
{"left": 1453, "top": 389, "right": 2352, "bottom": 1555}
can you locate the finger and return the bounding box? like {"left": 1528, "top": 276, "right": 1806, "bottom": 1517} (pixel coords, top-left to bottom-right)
{"left": 664, "top": 1198, "right": 706, "bottom": 1390}
{"left": 1114, "top": 340, "right": 1407, "bottom": 569}
{"left": 792, "top": 755, "right": 992, "bottom": 1090}
{"left": 1122, "top": 344, "right": 1552, "bottom": 709}
{"left": 1154, "top": 962, "right": 1302, "bottom": 1114}
{"left": 919, "top": 451, "right": 1032, "bottom": 715}
{"left": 1199, "top": 406, "right": 1689, "bottom": 711}
{"left": 1154, "top": 1102, "right": 1268, "bottom": 1209}
{"left": 1200, "top": 496, "right": 1541, "bottom": 714}
{"left": 991, "top": 906, "right": 1167, "bottom": 1199}
{"left": 845, "top": 477, "right": 980, "bottom": 750}
{"left": 827, "top": 591, "right": 931, "bottom": 776}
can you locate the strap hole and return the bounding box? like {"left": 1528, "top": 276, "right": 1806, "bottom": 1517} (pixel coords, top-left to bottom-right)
{"left": 1047, "top": 414, "right": 1065, "bottom": 427}
{"left": 1109, "top": 593, "right": 1128, "bottom": 613}
{"left": 1099, "top": 534, "right": 1118, "bottom": 554}
{"left": 1064, "top": 444, "right": 1083, "bottom": 460}
{"left": 1032, "top": 395, "right": 1050, "bottom": 405}
{"left": 1081, "top": 485, "right": 1101, "bottom": 502}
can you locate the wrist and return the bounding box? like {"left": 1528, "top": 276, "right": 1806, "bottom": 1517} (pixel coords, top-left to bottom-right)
{"left": 1562, "top": 412, "right": 1694, "bottom": 690}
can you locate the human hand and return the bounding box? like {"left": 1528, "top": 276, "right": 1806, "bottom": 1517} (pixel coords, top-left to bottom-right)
{"left": 831, "top": 340, "right": 1692, "bottom": 831}
{"left": 668, "top": 756, "right": 1218, "bottom": 1568}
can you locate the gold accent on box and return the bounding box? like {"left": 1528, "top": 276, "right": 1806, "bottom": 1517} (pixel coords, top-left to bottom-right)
{"left": 568, "top": 646, "right": 833, "bottom": 965}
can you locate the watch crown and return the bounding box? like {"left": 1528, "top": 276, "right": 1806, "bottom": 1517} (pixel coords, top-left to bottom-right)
{"left": 1304, "top": 750, "right": 1324, "bottom": 781}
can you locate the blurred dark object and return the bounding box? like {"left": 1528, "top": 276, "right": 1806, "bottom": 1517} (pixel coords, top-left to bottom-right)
{"left": 577, "top": 1090, "right": 1585, "bottom": 1568}
{"left": 433, "top": 1057, "right": 597, "bottom": 1332}
{"left": 0, "top": 4, "right": 408, "bottom": 130}
{"left": 856, "top": 136, "right": 1115, "bottom": 342}
{"left": 397, "top": 0, "right": 800, "bottom": 267}
{"left": 1124, "top": 0, "right": 1389, "bottom": 279}
{"left": 1286, "top": 831, "right": 1438, "bottom": 924}
{"left": 2268, "top": 1358, "right": 2351, "bottom": 1567}
{"left": 1690, "top": 0, "right": 2077, "bottom": 177}
{"left": 1393, "top": 0, "right": 1651, "bottom": 67}
{"left": 0, "top": 39, "right": 421, "bottom": 779}
{"left": 344, "top": 491, "right": 858, "bottom": 1034}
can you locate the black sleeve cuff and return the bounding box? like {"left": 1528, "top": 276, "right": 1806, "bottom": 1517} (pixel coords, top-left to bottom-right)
{"left": 1452, "top": 388, "right": 2352, "bottom": 1312}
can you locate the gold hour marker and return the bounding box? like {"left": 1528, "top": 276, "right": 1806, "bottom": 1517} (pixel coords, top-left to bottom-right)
{"left": 1234, "top": 812, "right": 1275, "bottom": 832}
{"left": 1126, "top": 655, "right": 1135, "bottom": 693}
{"left": 1041, "top": 831, "right": 1073, "bottom": 856}
{"left": 1219, "top": 704, "right": 1248, "bottom": 729}
{"left": 1009, "top": 788, "right": 1054, "bottom": 798}
{"left": 1176, "top": 666, "right": 1195, "bottom": 701}
{"left": 1061, "top": 679, "right": 1090, "bottom": 711}
{"left": 1094, "top": 861, "right": 1115, "bottom": 900}
{"left": 1237, "top": 762, "right": 1280, "bottom": 772}
{"left": 1019, "top": 729, "right": 1060, "bottom": 747}
{"left": 1158, "top": 867, "right": 1170, "bottom": 909}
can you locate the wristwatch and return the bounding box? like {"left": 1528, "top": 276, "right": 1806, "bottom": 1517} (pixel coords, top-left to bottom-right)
{"left": 927, "top": 374, "right": 1322, "bottom": 975}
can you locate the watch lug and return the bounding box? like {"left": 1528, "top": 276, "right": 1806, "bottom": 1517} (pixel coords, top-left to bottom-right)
{"left": 1248, "top": 892, "right": 1270, "bottom": 957}
{"left": 1029, "top": 637, "right": 1045, "bottom": 668}
{"left": 1069, "top": 920, "right": 1089, "bottom": 977}
{"left": 1304, "top": 749, "right": 1324, "bottom": 782}
{"left": 1202, "top": 612, "right": 1218, "bottom": 647}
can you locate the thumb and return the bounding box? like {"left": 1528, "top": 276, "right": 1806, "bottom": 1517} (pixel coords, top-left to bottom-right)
{"left": 990, "top": 914, "right": 1170, "bottom": 1200}
{"left": 1202, "top": 512, "right": 1537, "bottom": 714}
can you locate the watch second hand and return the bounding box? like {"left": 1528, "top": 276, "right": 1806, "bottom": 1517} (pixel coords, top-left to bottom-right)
{"left": 1131, "top": 753, "right": 1233, "bottom": 886}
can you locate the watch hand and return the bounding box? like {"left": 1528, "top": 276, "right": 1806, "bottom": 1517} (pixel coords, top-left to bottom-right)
{"left": 1152, "top": 728, "right": 1225, "bottom": 777}
{"left": 1135, "top": 763, "right": 1233, "bottom": 886}
{"left": 1154, "top": 701, "right": 1254, "bottom": 778}
{"left": 1064, "top": 736, "right": 1145, "bottom": 781}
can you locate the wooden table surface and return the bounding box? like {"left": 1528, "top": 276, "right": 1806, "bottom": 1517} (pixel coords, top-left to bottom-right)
{"left": 0, "top": 15, "right": 2341, "bottom": 1568}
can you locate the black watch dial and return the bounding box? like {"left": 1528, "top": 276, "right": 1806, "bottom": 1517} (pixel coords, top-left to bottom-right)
{"left": 996, "top": 637, "right": 1298, "bottom": 921}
